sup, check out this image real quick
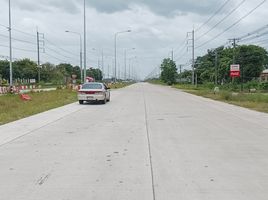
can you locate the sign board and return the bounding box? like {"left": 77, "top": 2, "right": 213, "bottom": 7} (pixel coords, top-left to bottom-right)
{"left": 230, "top": 64, "right": 240, "bottom": 78}
{"left": 30, "top": 79, "right": 36, "bottom": 83}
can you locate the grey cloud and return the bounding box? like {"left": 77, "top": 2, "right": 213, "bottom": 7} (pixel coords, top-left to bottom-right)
{"left": 86, "top": 0, "right": 231, "bottom": 17}
{"left": 12, "top": 0, "right": 80, "bottom": 14}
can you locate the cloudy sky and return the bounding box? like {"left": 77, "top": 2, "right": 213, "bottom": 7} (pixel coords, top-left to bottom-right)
{"left": 0, "top": 0, "right": 268, "bottom": 79}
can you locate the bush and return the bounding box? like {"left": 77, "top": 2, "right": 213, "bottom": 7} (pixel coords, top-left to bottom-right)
{"left": 260, "top": 82, "right": 268, "bottom": 91}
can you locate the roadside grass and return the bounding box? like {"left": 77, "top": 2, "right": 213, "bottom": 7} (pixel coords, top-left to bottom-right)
{"left": 173, "top": 84, "right": 268, "bottom": 113}
{"left": 0, "top": 89, "right": 77, "bottom": 125}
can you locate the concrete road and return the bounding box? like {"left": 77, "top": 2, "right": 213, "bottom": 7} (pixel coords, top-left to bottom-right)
{"left": 0, "top": 83, "right": 268, "bottom": 200}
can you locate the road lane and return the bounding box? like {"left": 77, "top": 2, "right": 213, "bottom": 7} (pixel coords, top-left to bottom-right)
{"left": 0, "top": 83, "right": 268, "bottom": 200}
{"left": 143, "top": 83, "right": 268, "bottom": 200}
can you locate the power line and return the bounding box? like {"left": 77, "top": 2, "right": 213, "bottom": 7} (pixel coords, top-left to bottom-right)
{"left": 12, "top": 28, "right": 36, "bottom": 37}
{"left": 196, "top": 0, "right": 232, "bottom": 32}
{"left": 44, "top": 52, "right": 70, "bottom": 63}
{"left": 238, "top": 24, "right": 268, "bottom": 40}
{"left": 196, "top": 0, "right": 267, "bottom": 49}
{"left": 0, "top": 44, "right": 36, "bottom": 53}
{"left": 45, "top": 46, "right": 75, "bottom": 60}
{"left": 0, "top": 33, "right": 37, "bottom": 45}
{"left": 45, "top": 39, "right": 79, "bottom": 57}
{"left": 196, "top": 0, "right": 246, "bottom": 41}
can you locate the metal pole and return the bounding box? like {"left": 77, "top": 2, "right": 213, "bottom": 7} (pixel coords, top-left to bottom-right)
{"left": 124, "top": 49, "right": 127, "bottom": 80}
{"left": 114, "top": 34, "right": 117, "bottom": 82}
{"left": 37, "top": 30, "right": 40, "bottom": 82}
{"left": 192, "top": 29, "right": 195, "bottom": 85}
{"left": 83, "top": 0, "right": 86, "bottom": 83}
{"left": 8, "top": 0, "right": 13, "bottom": 87}
{"left": 101, "top": 49, "right": 104, "bottom": 79}
{"left": 215, "top": 50, "right": 218, "bottom": 85}
{"left": 79, "top": 34, "right": 82, "bottom": 82}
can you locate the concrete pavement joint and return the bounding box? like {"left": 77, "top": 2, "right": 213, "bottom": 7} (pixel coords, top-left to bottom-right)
{"left": 142, "top": 87, "right": 156, "bottom": 200}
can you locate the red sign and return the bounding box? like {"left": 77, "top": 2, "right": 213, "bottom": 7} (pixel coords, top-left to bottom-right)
{"left": 230, "top": 64, "right": 240, "bottom": 78}
{"left": 230, "top": 71, "right": 240, "bottom": 77}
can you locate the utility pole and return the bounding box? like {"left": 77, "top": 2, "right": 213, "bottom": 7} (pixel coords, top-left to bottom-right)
{"left": 83, "top": 0, "right": 87, "bottom": 82}
{"left": 179, "top": 64, "right": 182, "bottom": 83}
{"left": 37, "top": 30, "right": 45, "bottom": 83}
{"left": 229, "top": 38, "right": 239, "bottom": 64}
{"left": 215, "top": 49, "right": 218, "bottom": 85}
{"left": 171, "top": 49, "right": 174, "bottom": 61}
{"left": 37, "top": 30, "right": 40, "bottom": 83}
{"left": 187, "top": 29, "right": 195, "bottom": 85}
{"left": 101, "top": 49, "right": 104, "bottom": 78}
{"left": 8, "top": 0, "right": 13, "bottom": 88}
{"left": 124, "top": 50, "right": 127, "bottom": 80}
{"left": 192, "top": 29, "right": 195, "bottom": 85}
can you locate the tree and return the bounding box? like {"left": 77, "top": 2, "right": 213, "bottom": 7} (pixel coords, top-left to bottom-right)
{"left": 13, "top": 59, "right": 38, "bottom": 80}
{"left": 194, "top": 45, "right": 268, "bottom": 84}
{"left": 236, "top": 45, "right": 268, "bottom": 82}
{"left": 86, "top": 68, "right": 103, "bottom": 81}
{"left": 160, "top": 58, "right": 177, "bottom": 85}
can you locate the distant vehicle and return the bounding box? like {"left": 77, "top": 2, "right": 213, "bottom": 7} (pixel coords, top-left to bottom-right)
{"left": 78, "top": 82, "right": 110, "bottom": 104}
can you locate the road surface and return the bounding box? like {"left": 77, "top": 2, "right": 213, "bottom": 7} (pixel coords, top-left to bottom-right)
{"left": 0, "top": 83, "right": 268, "bottom": 200}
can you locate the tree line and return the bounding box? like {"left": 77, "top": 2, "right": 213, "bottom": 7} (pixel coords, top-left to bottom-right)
{"left": 160, "top": 45, "right": 268, "bottom": 86}
{"left": 0, "top": 58, "right": 103, "bottom": 85}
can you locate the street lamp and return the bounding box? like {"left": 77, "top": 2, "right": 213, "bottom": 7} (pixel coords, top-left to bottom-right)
{"left": 124, "top": 48, "right": 135, "bottom": 80}
{"left": 65, "top": 30, "right": 83, "bottom": 82}
{"left": 83, "top": 0, "right": 86, "bottom": 83}
{"left": 8, "top": 0, "right": 13, "bottom": 88}
{"left": 114, "top": 30, "right": 131, "bottom": 82}
{"left": 128, "top": 56, "right": 137, "bottom": 80}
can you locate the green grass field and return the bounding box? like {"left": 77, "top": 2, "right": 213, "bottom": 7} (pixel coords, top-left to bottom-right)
{"left": 0, "top": 89, "right": 77, "bottom": 125}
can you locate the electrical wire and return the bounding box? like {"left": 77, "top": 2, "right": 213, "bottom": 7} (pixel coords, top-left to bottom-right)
{"left": 0, "top": 44, "right": 36, "bottom": 53}
{"left": 196, "top": 0, "right": 232, "bottom": 32}
{"left": 196, "top": 0, "right": 267, "bottom": 49}
{"left": 45, "top": 39, "right": 79, "bottom": 57}
{"left": 196, "top": 0, "right": 246, "bottom": 41}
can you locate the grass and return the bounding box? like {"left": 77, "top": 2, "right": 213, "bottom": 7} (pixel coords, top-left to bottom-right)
{"left": 173, "top": 84, "right": 268, "bottom": 113}
{"left": 0, "top": 89, "right": 77, "bottom": 125}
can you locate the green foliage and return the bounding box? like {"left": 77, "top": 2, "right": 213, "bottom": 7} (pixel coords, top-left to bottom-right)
{"left": 0, "top": 58, "right": 103, "bottom": 85}
{"left": 195, "top": 45, "right": 268, "bottom": 84}
{"left": 160, "top": 58, "right": 177, "bottom": 85}
{"left": 87, "top": 68, "right": 103, "bottom": 81}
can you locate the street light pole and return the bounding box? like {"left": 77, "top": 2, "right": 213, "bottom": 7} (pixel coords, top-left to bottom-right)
{"left": 124, "top": 48, "right": 135, "bottom": 80}
{"left": 8, "top": 0, "right": 13, "bottom": 87}
{"left": 114, "top": 30, "right": 131, "bottom": 82}
{"left": 83, "top": 0, "right": 86, "bottom": 83}
{"left": 65, "top": 31, "right": 83, "bottom": 82}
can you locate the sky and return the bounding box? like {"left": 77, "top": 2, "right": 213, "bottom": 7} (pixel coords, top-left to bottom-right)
{"left": 0, "top": 0, "right": 268, "bottom": 79}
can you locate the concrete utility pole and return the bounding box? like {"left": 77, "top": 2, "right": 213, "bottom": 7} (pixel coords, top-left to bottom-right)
{"left": 36, "top": 30, "right": 44, "bottom": 83}
{"left": 37, "top": 30, "right": 40, "bottom": 83}
{"left": 192, "top": 29, "right": 195, "bottom": 85}
{"left": 8, "top": 0, "right": 13, "bottom": 87}
{"left": 229, "top": 38, "right": 239, "bottom": 64}
{"left": 179, "top": 64, "right": 182, "bottom": 83}
{"left": 215, "top": 49, "right": 218, "bottom": 85}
